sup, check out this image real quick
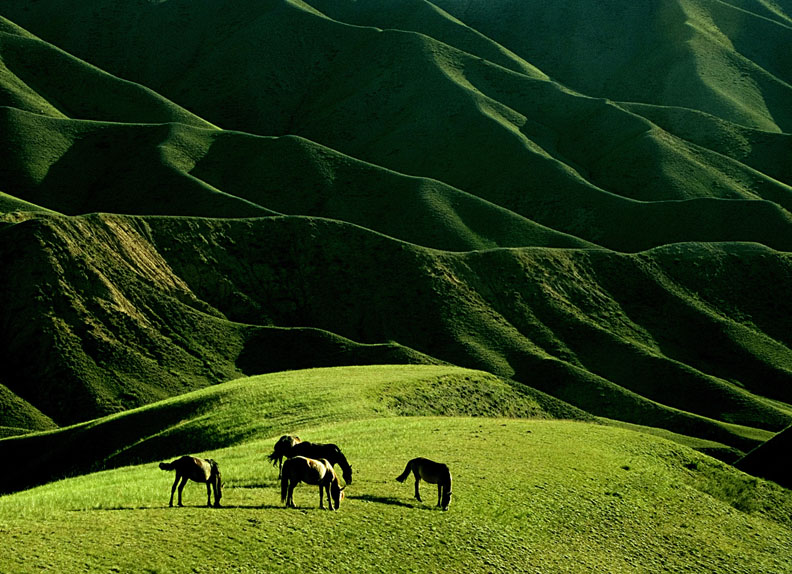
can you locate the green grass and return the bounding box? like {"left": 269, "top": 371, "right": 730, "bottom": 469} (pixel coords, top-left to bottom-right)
{"left": 1, "top": 0, "right": 792, "bottom": 507}
{"left": 3, "top": 1, "right": 792, "bottom": 251}
{"left": 0, "top": 365, "right": 553, "bottom": 493}
{"left": 2, "top": 417, "right": 791, "bottom": 573}
{"left": 3, "top": 211, "right": 792, "bottom": 453}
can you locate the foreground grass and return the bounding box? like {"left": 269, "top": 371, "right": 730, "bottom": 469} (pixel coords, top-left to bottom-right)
{"left": 2, "top": 417, "right": 791, "bottom": 574}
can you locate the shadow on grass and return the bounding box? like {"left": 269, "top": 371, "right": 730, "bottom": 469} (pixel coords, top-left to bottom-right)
{"left": 349, "top": 494, "right": 419, "bottom": 509}
{"left": 70, "top": 504, "right": 283, "bottom": 511}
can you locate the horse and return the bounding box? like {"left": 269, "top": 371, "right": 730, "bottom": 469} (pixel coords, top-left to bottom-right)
{"left": 396, "top": 457, "right": 452, "bottom": 510}
{"left": 159, "top": 455, "right": 222, "bottom": 508}
{"left": 281, "top": 456, "right": 346, "bottom": 510}
{"left": 268, "top": 435, "right": 353, "bottom": 485}
{"left": 268, "top": 435, "right": 302, "bottom": 479}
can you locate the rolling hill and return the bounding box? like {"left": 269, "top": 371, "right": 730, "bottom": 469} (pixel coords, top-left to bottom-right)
{"left": 1, "top": 367, "right": 792, "bottom": 573}
{"left": 1, "top": 0, "right": 792, "bottom": 489}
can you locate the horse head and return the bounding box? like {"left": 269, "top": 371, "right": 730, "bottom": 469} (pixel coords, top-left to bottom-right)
{"left": 441, "top": 490, "right": 452, "bottom": 511}
{"left": 330, "top": 480, "right": 346, "bottom": 510}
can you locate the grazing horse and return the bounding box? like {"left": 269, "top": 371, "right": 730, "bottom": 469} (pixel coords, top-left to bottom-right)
{"left": 281, "top": 456, "right": 346, "bottom": 510}
{"left": 269, "top": 435, "right": 302, "bottom": 479}
{"left": 268, "top": 435, "right": 353, "bottom": 484}
{"left": 159, "top": 455, "right": 222, "bottom": 508}
{"left": 396, "top": 457, "right": 452, "bottom": 510}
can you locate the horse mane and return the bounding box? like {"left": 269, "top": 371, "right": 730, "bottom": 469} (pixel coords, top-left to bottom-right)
{"left": 332, "top": 447, "right": 353, "bottom": 478}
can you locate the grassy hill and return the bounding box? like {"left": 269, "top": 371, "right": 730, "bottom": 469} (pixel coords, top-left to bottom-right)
{"left": 0, "top": 365, "right": 569, "bottom": 493}
{"left": 2, "top": 3, "right": 792, "bottom": 250}
{"left": 1, "top": 212, "right": 790, "bottom": 459}
{"left": 0, "top": 0, "right": 791, "bottom": 506}
{"left": 1, "top": 366, "right": 791, "bottom": 573}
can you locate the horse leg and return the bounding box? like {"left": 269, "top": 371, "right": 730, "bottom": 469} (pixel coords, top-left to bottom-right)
{"left": 287, "top": 480, "right": 296, "bottom": 508}
{"left": 414, "top": 476, "right": 422, "bottom": 502}
{"left": 206, "top": 481, "right": 212, "bottom": 507}
{"left": 437, "top": 484, "right": 442, "bottom": 507}
{"left": 169, "top": 474, "right": 180, "bottom": 507}
{"left": 212, "top": 477, "right": 221, "bottom": 507}
{"left": 177, "top": 476, "right": 188, "bottom": 507}
{"left": 319, "top": 485, "right": 325, "bottom": 510}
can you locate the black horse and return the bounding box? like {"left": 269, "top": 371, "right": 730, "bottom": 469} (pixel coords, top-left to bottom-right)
{"left": 268, "top": 435, "right": 353, "bottom": 484}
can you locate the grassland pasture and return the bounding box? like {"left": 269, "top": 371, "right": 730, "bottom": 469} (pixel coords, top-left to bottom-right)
{"left": 2, "top": 1, "right": 792, "bottom": 570}
{"left": 3, "top": 416, "right": 791, "bottom": 573}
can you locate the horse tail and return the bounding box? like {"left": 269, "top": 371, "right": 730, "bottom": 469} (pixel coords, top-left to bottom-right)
{"left": 159, "top": 461, "right": 176, "bottom": 471}
{"left": 395, "top": 459, "right": 413, "bottom": 483}
{"left": 209, "top": 459, "right": 223, "bottom": 503}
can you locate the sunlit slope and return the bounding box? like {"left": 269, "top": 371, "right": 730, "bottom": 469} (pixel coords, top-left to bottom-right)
{"left": 2, "top": 418, "right": 792, "bottom": 574}
{"left": 0, "top": 364, "right": 561, "bottom": 493}
{"left": 0, "top": 107, "right": 591, "bottom": 251}
{"left": 431, "top": 0, "right": 792, "bottom": 132}
{"left": 0, "top": 382, "right": 56, "bottom": 437}
{"left": 1, "top": 213, "right": 790, "bottom": 451}
{"left": 3, "top": 1, "right": 791, "bottom": 250}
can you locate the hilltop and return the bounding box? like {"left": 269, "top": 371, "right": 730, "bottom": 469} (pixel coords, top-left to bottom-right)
{"left": 1, "top": 367, "right": 791, "bottom": 573}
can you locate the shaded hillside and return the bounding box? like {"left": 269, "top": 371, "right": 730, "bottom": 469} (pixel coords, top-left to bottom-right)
{"left": 0, "top": 0, "right": 791, "bottom": 471}
{"left": 1, "top": 213, "right": 789, "bottom": 456}
{"left": 735, "top": 424, "right": 792, "bottom": 489}
{"left": 430, "top": 0, "right": 792, "bottom": 131}
{"left": 0, "top": 107, "right": 591, "bottom": 251}
{"left": 2, "top": 2, "right": 792, "bottom": 250}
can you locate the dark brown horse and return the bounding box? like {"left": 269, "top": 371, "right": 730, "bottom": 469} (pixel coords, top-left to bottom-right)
{"left": 396, "top": 457, "right": 452, "bottom": 510}
{"left": 159, "top": 456, "right": 222, "bottom": 507}
{"left": 281, "top": 456, "right": 346, "bottom": 510}
{"left": 269, "top": 435, "right": 302, "bottom": 479}
{"left": 268, "top": 435, "right": 353, "bottom": 484}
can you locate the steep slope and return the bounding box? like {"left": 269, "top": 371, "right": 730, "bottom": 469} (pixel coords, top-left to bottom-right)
{"left": 735, "top": 424, "right": 792, "bottom": 489}
{"left": 1, "top": 213, "right": 789, "bottom": 453}
{"left": 0, "top": 107, "right": 592, "bottom": 251}
{"left": 2, "top": 1, "right": 791, "bottom": 250}
{"left": 430, "top": 0, "right": 792, "bottom": 131}
{"left": 0, "top": 0, "right": 791, "bottom": 475}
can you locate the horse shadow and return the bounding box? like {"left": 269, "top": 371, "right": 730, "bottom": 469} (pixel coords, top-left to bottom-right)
{"left": 350, "top": 494, "right": 419, "bottom": 509}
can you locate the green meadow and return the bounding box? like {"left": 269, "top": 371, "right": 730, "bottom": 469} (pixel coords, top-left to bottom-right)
{"left": 1, "top": 1, "right": 792, "bottom": 571}
{"left": 3, "top": 367, "right": 791, "bottom": 574}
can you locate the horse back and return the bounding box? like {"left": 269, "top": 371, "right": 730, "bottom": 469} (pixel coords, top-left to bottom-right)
{"left": 186, "top": 456, "right": 214, "bottom": 482}
{"left": 283, "top": 455, "right": 331, "bottom": 485}
{"left": 414, "top": 458, "right": 451, "bottom": 486}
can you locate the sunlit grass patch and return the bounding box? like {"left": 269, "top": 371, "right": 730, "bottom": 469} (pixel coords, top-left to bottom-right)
{"left": 3, "top": 417, "right": 791, "bottom": 573}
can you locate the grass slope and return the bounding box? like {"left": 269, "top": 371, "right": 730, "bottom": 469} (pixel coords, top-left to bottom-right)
{"left": 0, "top": 365, "right": 561, "bottom": 493}
{"left": 0, "top": 0, "right": 790, "bottom": 489}
{"left": 2, "top": 416, "right": 791, "bottom": 573}
{"left": 2, "top": 2, "right": 791, "bottom": 250}
{"left": 1, "top": 213, "right": 790, "bottom": 455}
{"left": 0, "top": 106, "right": 592, "bottom": 251}
{"left": 430, "top": 0, "right": 792, "bottom": 131}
